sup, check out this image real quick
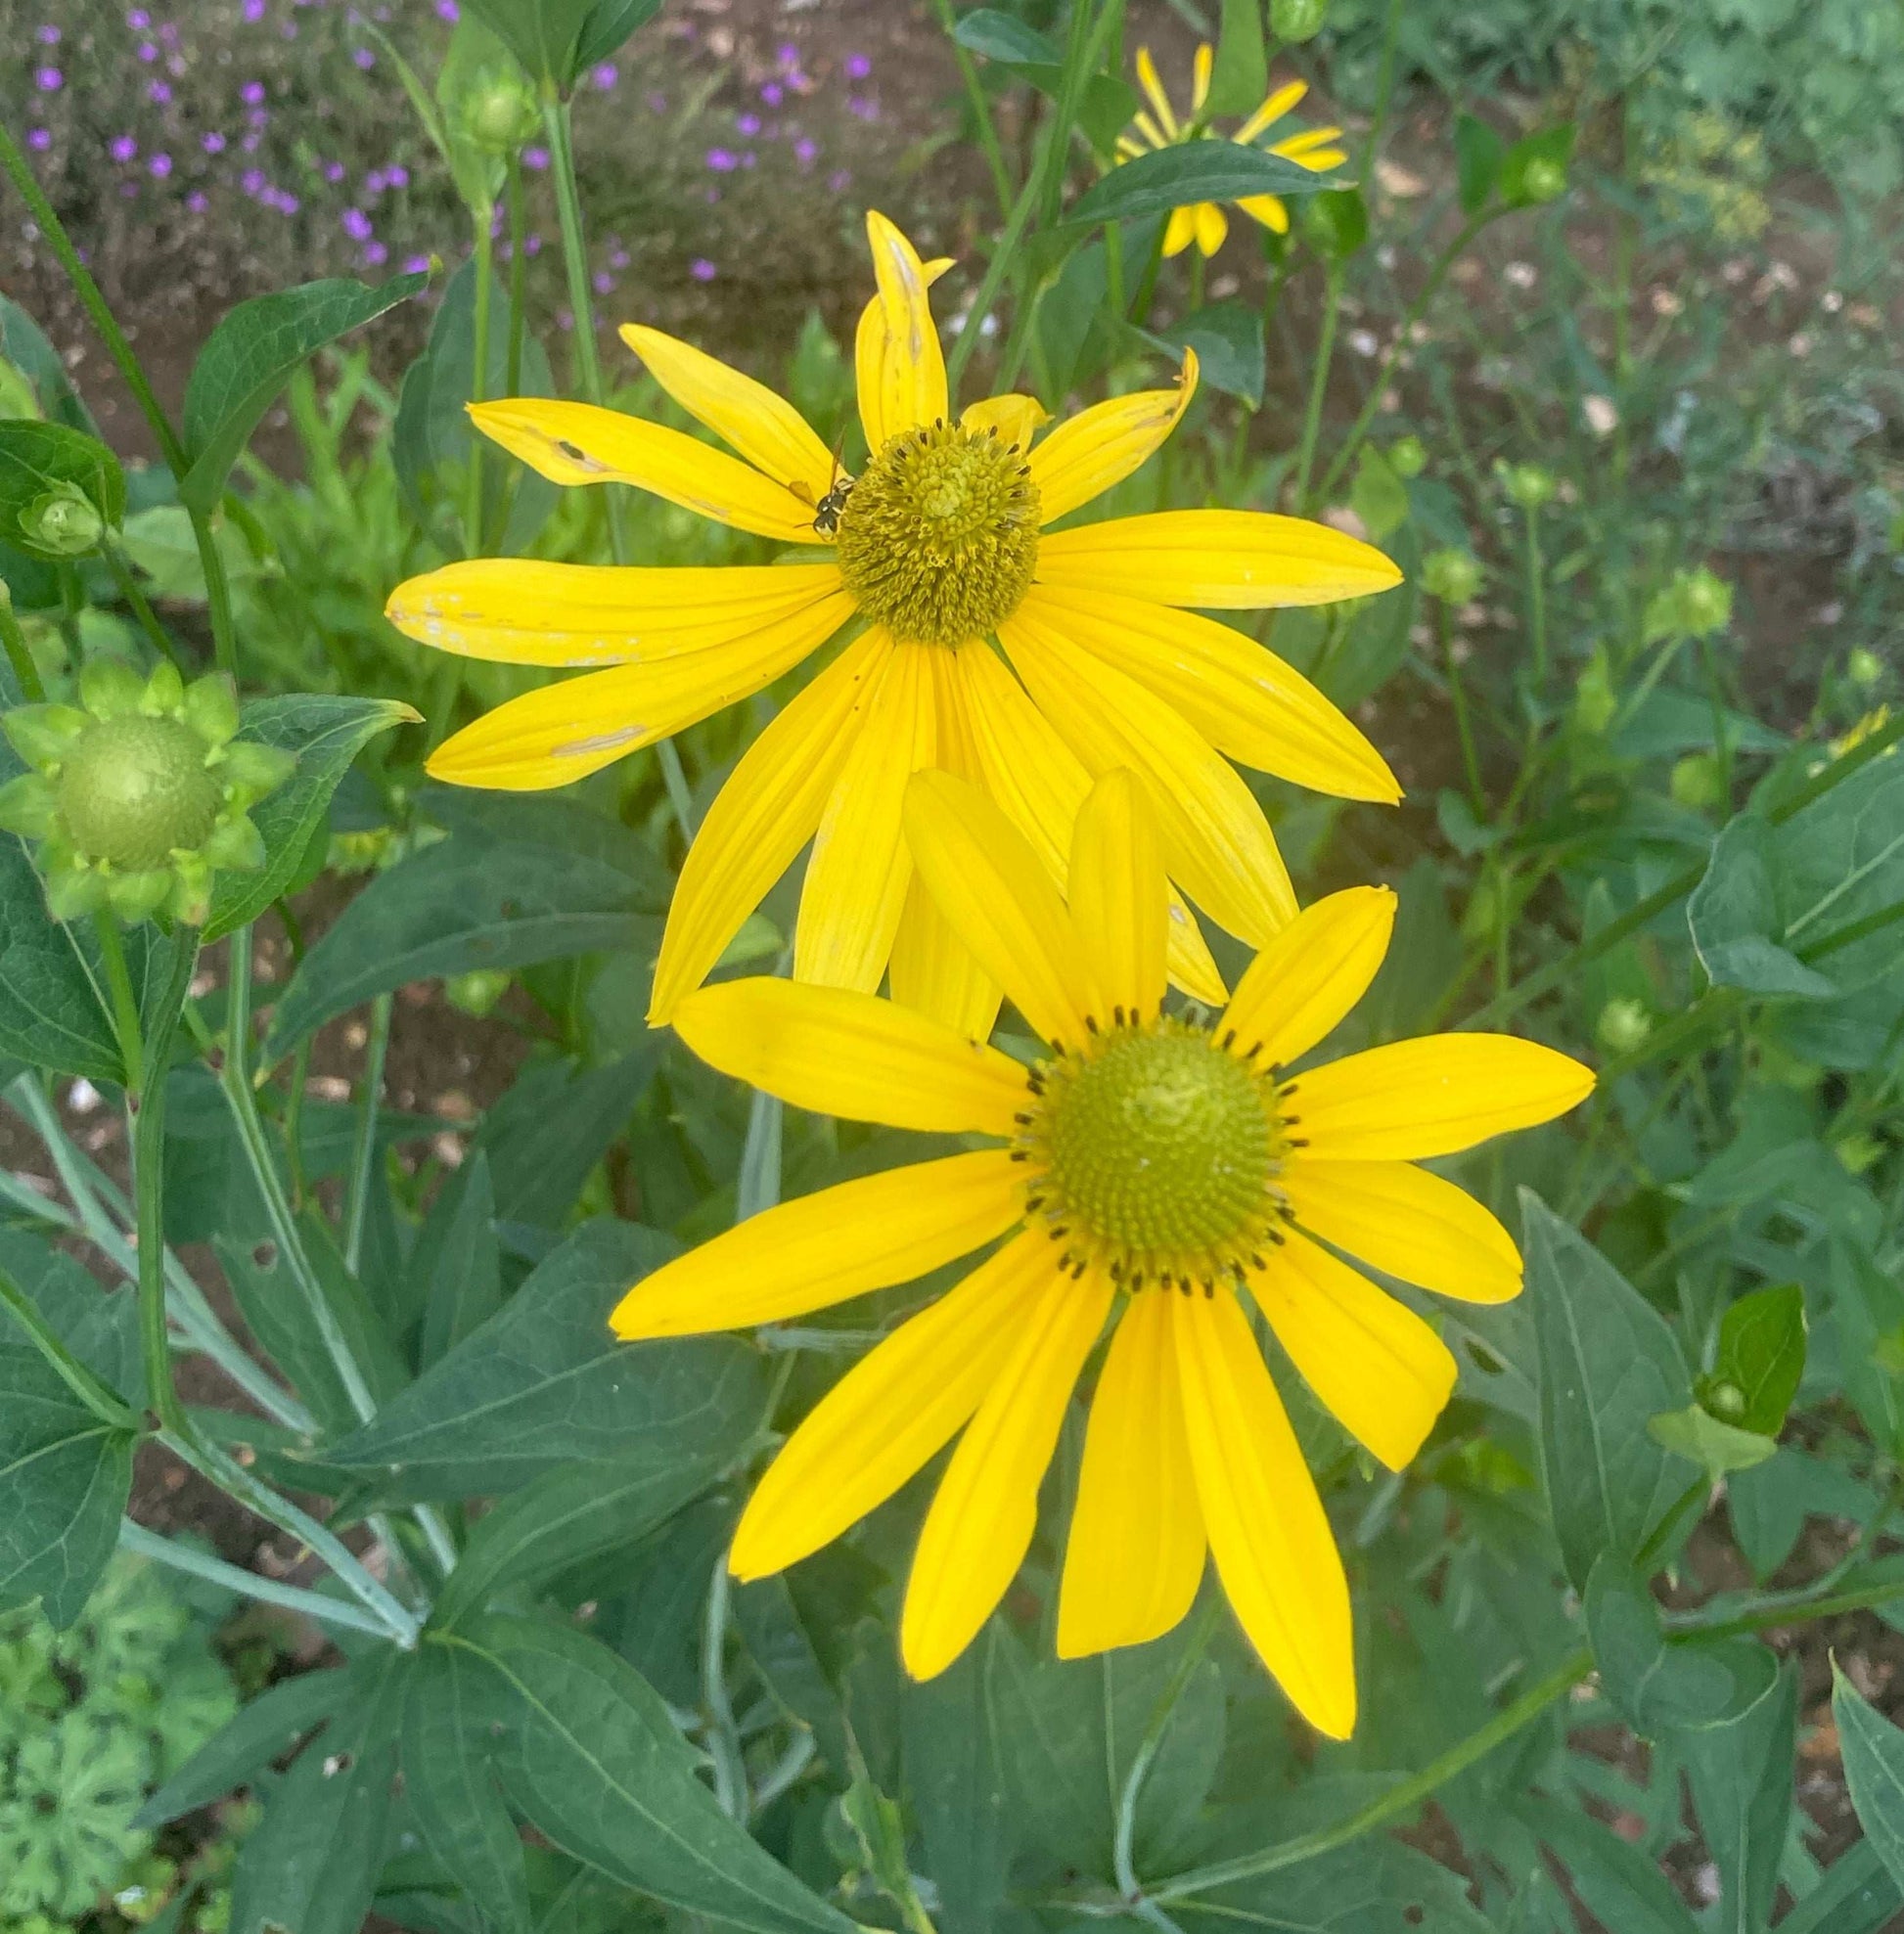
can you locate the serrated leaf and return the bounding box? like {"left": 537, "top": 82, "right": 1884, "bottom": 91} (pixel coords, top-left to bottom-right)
{"left": 313, "top": 1222, "right": 767, "bottom": 1500}
{"left": 1522, "top": 1192, "right": 1693, "bottom": 1591}
{"left": 135, "top": 1668, "right": 349, "bottom": 1826}
{"left": 1066, "top": 141, "right": 1344, "bottom": 226}
{"left": 203, "top": 696, "right": 419, "bottom": 942}
{"left": 180, "top": 274, "right": 428, "bottom": 512}
{"left": 1682, "top": 1662, "right": 1797, "bottom": 1934}
{"left": 1833, "top": 1666, "right": 1904, "bottom": 1897}
{"left": 0, "top": 419, "right": 124, "bottom": 557}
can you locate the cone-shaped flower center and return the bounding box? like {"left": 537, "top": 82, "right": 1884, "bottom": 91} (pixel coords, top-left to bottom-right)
{"left": 1020, "top": 1019, "right": 1292, "bottom": 1289}
{"left": 58, "top": 714, "right": 220, "bottom": 873}
{"left": 834, "top": 422, "right": 1039, "bottom": 646}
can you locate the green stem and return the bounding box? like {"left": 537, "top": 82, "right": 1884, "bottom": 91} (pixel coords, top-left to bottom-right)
{"left": 702, "top": 1557, "right": 748, "bottom": 1820}
{"left": 465, "top": 204, "right": 495, "bottom": 558}
{"left": 505, "top": 159, "right": 527, "bottom": 397}
{"left": 933, "top": 0, "right": 1016, "bottom": 220}
{"left": 93, "top": 917, "right": 145, "bottom": 1098}
{"left": 1356, "top": 0, "right": 1408, "bottom": 184}
{"left": 118, "top": 1518, "right": 396, "bottom": 1641}
{"left": 1293, "top": 263, "right": 1342, "bottom": 510}
{"left": 947, "top": 165, "right": 1045, "bottom": 402}
{"left": 1524, "top": 505, "right": 1547, "bottom": 689}
{"left": 1698, "top": 629, "right": 1733, "bottom": 806}
{"left": 1115, "top": 1598, "right": 1219, "bottom": 1915}
{"left": 0, "top": 582, "right": 43, "bottom": 701}
{"left": 101, "top": 539, "right": 182, "bottom": 669}
{"left": 1438, "top": 602, "right": 1484, "bottom": 810}
{"left": 342, "top": 991, "right": 392, "bottom": 1275}
{"left": 0, "top": 1262, "right": 141, "bottom": 1427}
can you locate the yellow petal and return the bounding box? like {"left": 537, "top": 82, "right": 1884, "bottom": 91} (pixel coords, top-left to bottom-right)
{"left": 1235, "top": 78, "right": 1307, "bottom": 146}
{"left": 619, "top": 324, "right": 834, "bottom": 503}
{"left": 1247, "top": 1233, "right": 1458, "bottom": 1471}
{"left": 1236, "top": 192, "right": 1291, "bottom": 234}
{"left": 961, "top": 393, "right": 1051, "bottom": 453}
{"left": 1028, "top": 353, "right": 1199, "bottom": 527}
{"left": 795, "top": 637, "right": 936, "bottom": 994}
{"left": 470, "top": 398, "right": 816, "bottom": 542}
{"left": 859, "top": 210, "right": 949, "bottom": 451}
{"left": 1057, "top": 1288, "right": 1204, "bottom": 1656}
{"left": 1281, "top": 1161, "right": 1523, "bottom": 1305}
{"left": 426, "top": 592, "right": 854, "bottom": 791}
{"left": 672, "top": 976, "right": 1031, "bottom": 1137}
{"left": 1068, "top": 769, "right": 1167, "bottom": 1024}
{"left": 1133, "top": 111, "right": 1171, "bottom": 152}
{"left": 955, "top": 644, "right": 1226, "bottom": 1005}
{"left": 902, "top": 1263, "right": 1112, "bottom": 1680}
{"left": 649, "top": 629, "right": 886, "bottom": 1023}
{"left": 1194, "top": 202, "right": 1229, "bottom": 256}
{"left": 1036, "top": 510, "right": 1403, "bottom": 609}
{"left": 1161, "top": 205, "right": 1201, "bottom": 257}
{"left": 1191, "top": 42, "right": 1213, "bottom": 112}
{"left": 731, "top": 1231, "right": 1049, "bottom": 1580}
{"left": 1000, "top": 609, "right": 1296, "bottom": 950}
{"left": 903, "top": 768, "right": 1101, "bottom": 1051}
{"left": 1135, "top": 47, "right": 1179, "bottom": 138}
{"left": 1016, "top": 583, "right": 1398, "bottom": 801}
{"left": 385, "top": 560, "right": 844, "bottom": 669}
{"left": 1295, "top": 1036, "right": 1597, "bottom": 1160}
{"left": 1173, "top": 1285, "right": 1355, "bottom": 1738}
{"left": 1272, "top": 126, "right": 1344, "bottom": 161}
{"left": 1218, "top": 885, "right": 1395, "bottom": 1066}
{"left": 611, "top": 1150, "right": 1023, "bottom": 1338}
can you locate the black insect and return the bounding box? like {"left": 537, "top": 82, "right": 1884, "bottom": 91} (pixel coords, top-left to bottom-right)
{"left": 811, "top": 433, "right": 854, "bottom": 535}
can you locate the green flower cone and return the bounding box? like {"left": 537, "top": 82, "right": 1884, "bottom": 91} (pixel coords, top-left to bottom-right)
{"left": 0, "top": 659, "right": 295, "bottom": 926}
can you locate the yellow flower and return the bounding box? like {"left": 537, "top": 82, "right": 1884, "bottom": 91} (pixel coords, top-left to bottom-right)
{"left": 384, "top": 212, "right": 1400, "bottom": 1028}
{"left": 1117, "top": 45, "right": 1348, "bottom": 257}
{"left": 611, "top": 768, "right": 1594, "bottom": 1736}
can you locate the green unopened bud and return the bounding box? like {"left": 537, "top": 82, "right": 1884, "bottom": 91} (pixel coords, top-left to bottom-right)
{"left": 1516, "top": 157, "right": 1567, "bottom": 203}
{"left": 0, "top": 358, "right": 42, "bottom": 423}
{"left": 79, "top": 656, "right": 146, "bottom": 719}
{"left": 1270, "top": 0, "right": 1330, "bottom": 41}
{"left": 1836, "top": 1132, "right": 1881, "bottom": 1176}
{"left": 1670, "top": 750, "right": 1724, "bottom": 812}
{"left": 446, "top": 967, "right": 513, "bottom": 1016}
{"left": 1496, "top": 462, "right": 1557, "bottom": 511}
{"left": 1596, "top": 998, "right": 1651, "bottom": 1055}
{"left": 1704, "top": 1380, "right": 1746, "bottom": 1422}
{"left": 1298, "top": 187, "right": 1368, "bottom": 259}
{"left": 22, "top": 481, "right": 104, "bottom": 558}
{"left": 1573, "top": 647, "right": 1616, "bottom": 736}
{"left": 1387, "top": 435, "right": 1428, "bottom": 479}
{"left": 1848, "top": 648, "right": 1883, "bottom": 689}
{"left": 1422, "top": 547, "right": 1483, "bottom": 605}
{"left": 1644, "top": 566, "right": 1732, "bottom": 642}
{"left": 60, "top": 715, "right": 223, "bottom": 871}
{"left": 466, "top": 77, "right": 539, "bottom": 155}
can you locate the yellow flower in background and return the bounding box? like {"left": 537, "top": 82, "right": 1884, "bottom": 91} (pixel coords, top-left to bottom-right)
{"left": 611, "top": 768, "right": 1595, "bottom": 1736}
{"left": 1118, "top": 45, "right": 1348, "bottom": 257}
{"left": 385, "top": 212, "right": 1400, "bottom": 1031}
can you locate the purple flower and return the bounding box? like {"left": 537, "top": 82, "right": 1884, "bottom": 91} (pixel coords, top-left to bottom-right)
{"left": 736, "top": 112, "right": 760, "bottom": 135}
{"left": 159, "top": 21, "right": 178, "bottom": 43}
{"left": 35, "top": 22, "right": 60, "bottom": 44}
{"left": 351, "top": 46, "right": 373, "bottom": 67}
{"left": 523, "top": 232, "right": 542, "bottom": 256}
{"left": 341, "top": 206, "right": 373, "bottom": 240}
{"left": 241, "top": 167, "right": 266, "bottom": 193}
{"left": 777, "top": 42, "right": 798, "bottom": 67}
{"left": 844, "top": 52, "right": 872, "bottom": 79}
{"left": 828, "top": 168, "right": 851, "bottom": 192}
{"left": 27, "top": 128, "right": 51, "bottom": 151}
{"left": 365, "top": 169, "right": 385, "bottom": 194}
{"left": 609, "top": 245, "right": 629, "bottom": 269}
{"left": 689, "top": 257, "right": 716, "bottom": 282}
{"left": 434, "top": 0, "right": 459, "bottom": 18}
{"left": 149, "top": 152, "right": 172, "bottom": 176}
{"left": 273, "top": 189, "right": 298, "bottom": 212}
{"left": 522, "top": 145, "right": 549, "bottom": 170}
{"left": 403, "top": 252, "right": 430, "bottom": 273}
{"left": 741, "top": 150, "right": 756, "bottom": 167}
{"left": 127, "top": 6, "right": 150, "bottom": 24}
{"left": 592, "top": 270, "right": 612, "bottom": 293}
{"left": 848, "top": 96, "right": 879, "bottom": 122}
{"left": 386, "top": 163, "right": 408, "bottom": 187}
{"left": 241, "top": 131, "right": 261, "bottom": 151}
{"left": 591, "top": 61, "right": 616, "bottom": 89}
{"left": 241, "top": 79, "right": 265, "bottom": 104}
{"left": 203, "top": 130, "right": 227, "bottom": 151}
{"left": 149, "top": 79, "right": 171, "bottom": 102}
{"left": 760, "top": 82, "right": 783, "bottom": 106}
{"left": 705, "top": 147, "right": 737, "bottom": 171}
{"left": 137, "top": 41, "right": 157, "bottom": 60}
{"left": 363, "top": 240, "right": 387, "bottom": 265}
{"left": 793, "top": 136, "right": 817, "bottom": 164}
{"left": 110, "top": 134, "right": 138, "bottom": 162}
{"left": 246, "top": 107, "right": 268, "bottom": 126}
{"left": 33, "top": 66, "right": 61, "bottom": 90}
{"left": 323, "top": 160, "right": 344, "bottom": 182}
{"left": 187, "top": 190, "right": 207, "bottom": 210}
{"left": 242, "top": 0, "right": 264, "bottom": 18}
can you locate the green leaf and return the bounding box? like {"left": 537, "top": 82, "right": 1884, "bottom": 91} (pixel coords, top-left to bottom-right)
{"left": 313, "top": 1222, "right": 767, "bottom": 1500}
{"left": 1205, "top": 0, "right": 1268, "bottom": 116}
{"left": 1499, "top": 122, "right": 1575, "bottom": 206}
{"left": 1512, "top": 1797, "right": 1701, "bottom": 1934}
{"left": 473, "top": 1051, "right": 657, "bottom": 1230}
{"left": 456, "top": 1613, "right": 859, "bottom": 1934}
{"left": 400, "top": 1642, "right": 533, "bottom": 1934}
{"left": 1703, "top": 1281, "right": 1806, "bottom": 1436}
{"left": 1689, "top": 817, "right": 1837, "bottom": 996}
{"left": 226, "top": 1649, "right": 406, "bottom": 1934}
{"left": 1522, "top": 1192, "right": 1693, "bottom": 1591}
{"left": 459, "top": 0, "right": 651, "bottom": 88}
{"left": 1176, "top": 1841, "right": 1497, "bottom": 1934}
{"left": 431, "top": 1440, "right": 727, "bottom": 1630}
{"left": 1833, "top": 1666, "right": 1904, "bottom": 1897}
{"left": 0, "top": 420, "right": 124, "bottom": 558}
{"left": 1681, "top": 1662, "right": 1797, "bottom": 1934}
{"left": 179, "top": 274, "right": 428, "bottom": 513}
{"left": 135, "top": 1669, "right": 348, "bottom": 1826}
{"left": 419, "top": 1149, "right": 504, "bottom": 1371}
{"left": 902, "top": 1644, "right": 1009, "bottom": 1934}
{"left": 573, "top": 0, "right": 661, "bottom": 70}
{"left": 203, "top": 696, "right": 419, "bottom": 943}
{"left": 1728, "top": 1447, "right": 1874, "bottom": 1581}
{"left": 0, "top": 294, "right": 100, "bottom": 433}
{"left": 951, "top": 10, "right": 1059, "bottom": 63}
{"left": 263, "top": 805, "right": 667, "bottom": 1056}
{"left": 1144, "top": 301, "right": 1264, "bottom": 407}
{"left": 734, "top": 1573, "right": 850, "bottom": 1776}
{"left": 1646, "top": 1405, "right": 1778, "bottom": 1483}
{"left": 1066, "top": 141, "right": 1344, "bottom": 226}
{"left": 1777, "top": 1840, "right": 1904, "bottom": 1934}
{"left": 1454, "top": 113, "right": 1504, "bottom": 214}
{"left": 1583, "top": 1556, "right": 1768, "bottom": 1733}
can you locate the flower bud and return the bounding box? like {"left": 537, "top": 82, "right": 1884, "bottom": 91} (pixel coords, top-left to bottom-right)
{"left": 1644, "top": 566, "right": 1732, "bottom": 642}
{"left": 1572, "top": 647, "right": 1616, "bottom": 736}
{"left": 1703, "top": 1379, "right": 1746, "bottom": 1422}
{"left": 446, "top": 967, "right": 513, "bottom": 1016}
{"left": 1595, "top": 998, "right": 1651, "bottom": 1056}
{"left": 22, "top": 481, "right": 104, "bottom": 557}
{"left": 1515, "top": 157, "right": 1567, "bottom": 204}
{"left": 1421, "top": 547, "right": 1483, "bottom": 606}
{"left": 1298, "top": 187, "right": 1367, "bottom": 260}
{"left": 1670, "top": 750, "right": 1724, "bottom": 812}
{"left": 465, "top": 76, "right": 539, "bottom": 156}
{"left": 1270, "top": 0, "right": 1330, "bottom": 41}
{"left": 1848, "top": 648, "right": 1883, "bottom": 689}
{"left": 1387, "top": 435, "right": 1428, "bottom": 479}
{"left": 1496, "top": 462, "right": 1557, "bottom": 512}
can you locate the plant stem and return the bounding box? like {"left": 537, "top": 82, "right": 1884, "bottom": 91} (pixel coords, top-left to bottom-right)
{"left": 342, "top": 991, "right": 392, "bottom": 1274}
{"left": 947, "top": 165, "right": 1045, "bottom": 402}
{"left": 464, "top": 205, "right": 495, "bottom": 558}
{"left": 117, "top": 1518, "right": 397, "bottom": 1641}
{"left": 505, "top": 158, "right": 527, "bottom": 397}
{"left": 1523, "top": 504, "right": 1548, "bottom": 689}
{"left": 101, "top": 539, "right": 182, "bottom": 669}
{"left": 932, "top": 0, "right": 1015, "bottom": 221}
{"left": 92, "top": 918, "right": 145, "bottom": 1097}
{"left": 1356, "top": 0, "right": 1408, "bottom": 184}
{"left": 736, "top": 1091, "right": 783, "bottom": 1223}
{"left": 0, "top": 582, "right": 43, "bottom": 701}
{"left": 702, "top": 1557, "right": 748, "bottom": 1820}
{"left": 0, "top": 1261, "right": 141, "bottom": 1427}
{"left": 1293, "top": 262, "right": 1342, "bottom": 510}
{"left": 1114, "top": 1598, "right": 1219, "bottom": 1921}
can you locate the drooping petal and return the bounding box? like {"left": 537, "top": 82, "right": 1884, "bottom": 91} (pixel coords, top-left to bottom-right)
{"left": 1295, "top": 1036, "right": 1597, "bottom": 1161}
{"left": 426, "top": 591, "right": 855, "bottom": 790}
{"left": 1057, "top": 1288, "right": 1204, "bottom": 1657}
{"left": 1247, "top": 1233, "right": 1458, "bottom": 1470}
{"left": 858, "top": 210, "right": 949, "bottom": 450}
{"left": 672, "top": 977, "right": 1032, "bottom": 1137}
{"left": 1194, "top": 202, "right": 1229, "bottom": 256}
{"left": 903, "top": 768, "right": 1102, "bottom": 1050}
{"left": 611, "top": 1150, "right": 1023, "bottom": 1338}
{"left": 731, "top": 1232, "right": 1051, "bottom": 1580}
{"left": 1281, "top": 1161, "right": 1522, "bottom": 1305}
{"left": 1173, "top": 1284, "right": 1355, "bottom": 1739}
{"left": 1235, "top": 78, "right": 1307, "bottom": 146}
{"left": 1028, "top": 354, "right": 1199, "bottom": 527}
{"left": 470, "top": 398, "right": 817, "bottom": 542}
{"left": 961, "top": 393, "right": 1050, "bottom": 453}
{"left": 649, "top": 629, "right": 887, "bottom": 1022}
{"left": 1015, "top": 583, "right": 1397, "bottom": 801}
{"left": 1000, "top": 609, "right": 1296, "bottom": 950}
{"left": 902, "top": 1264, "right": 1113, "bottom": 1680}
{"left": 1134, "top": 46, "right": 1180, "bottom": 137}
{"left": 385, "top": 560, "right": 845, "bottom": 669}
{"left": 619, "top": 324, "right": 835, "bottom": 503}
{"left": 1218, "top": 886, "right": 1395, "bottom": 1066}
{"left": 795, "top": 637, "right": 936, "bottom": 994}
{"left": 1068, "top": 769, "right": 1167, "bottom": 1023}
{"left": 955, "top": 644, "right": 1226, "bottom": 1004}
{"left": 1161, "top": 205, "right": 1201, "bottom": 257}
{"left": 1235, "top": 192, "right": 1291, "bottom": 235}
{"left": 1036, "top": 509, "right": 1403, "bottom": 609}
